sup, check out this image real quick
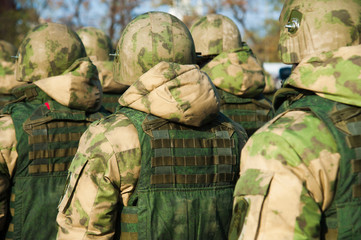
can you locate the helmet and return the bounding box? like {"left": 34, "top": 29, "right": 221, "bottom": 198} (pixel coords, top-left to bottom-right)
{"left": 0, "top": 40, "right": 17, "bottom": 62}
{"left": 15, "top": 22, "right": 86, "bottom": 82}
{"left": 190, "top": 14, "right": 242, "bottom": 56}
{"left": 76, "top": 27, "right": 114, "bottom": 61}
{"left": 114, "top": 11, "right": 196, "bottom": 86}
{"left": 279, "top": 0, "right": 361, "bottom": 64}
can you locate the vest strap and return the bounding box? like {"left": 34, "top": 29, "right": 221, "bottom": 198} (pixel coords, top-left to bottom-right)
{"left": 151, "top": 172, "right": 235, "bottom": 184}
{"left": 346, "top": 135, "right": 361, "bottom": 148}
{"left": 28, "top": 162, "right": 71, "bottom": 174}
{"left": 152, "top": 155, "right": 236, "bottom": 167}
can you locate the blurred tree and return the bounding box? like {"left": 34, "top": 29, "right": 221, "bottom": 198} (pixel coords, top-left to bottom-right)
{"left": 0, "top": 0, "right": 39, "bottom": 47}
{"left": 105, "top": 0, "right": 140, "bottom": 43}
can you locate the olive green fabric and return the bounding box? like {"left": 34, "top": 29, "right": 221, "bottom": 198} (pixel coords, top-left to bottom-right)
{"left": 118, "top": 107, "right": 244, "bottom": 240}
{"left": 1, "top": 85, "right": 107, "bottom": 240}
{"left": 0, "top": 94, "right": 15, "bottom": 109}
{"left": 102, "top": 93, "right": 120, "bottom": 113}
{"left": 217, "top": 89, "right": 273, "bottom": 136}
{"left": 276, "top": 89, "right": 361, "bottom": 239}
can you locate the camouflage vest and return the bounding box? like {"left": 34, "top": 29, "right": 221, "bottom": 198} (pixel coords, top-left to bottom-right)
{"left": 102, "top": 92, "right": 121, "bottom": 113}
{"left": 117, "top": 107, "right": 243, "bottom": 240}
{"left": 2, "top": 84, "right": 107, "bottom": 240}
{"left": 275, "top": 88, "right": 361, "bottom": 239}
{"left": 217, "top": 88, "right": 273, "bottom": 136}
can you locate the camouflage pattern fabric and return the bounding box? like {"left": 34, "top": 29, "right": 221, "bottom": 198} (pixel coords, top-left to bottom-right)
{"left": 34, "top": 57, "right": 102, "bottom": 112}
{"left": 76, "top": 27, "right": 114, "bottom": 62}
{"left": 113, "top": 12, "right": 196, "bottom": 86}
{"left": 89, "top": 57, "right": 127, "bottom": 113}
{"left": 56, "top": 62, "right": 228, "bottom": 239}
{"left": 284, "top": 44, "right": 361, "bottom": 108}
{"left": 279, "top": 0, "right": 361, "bottom": 64}
{"left": 201, "top": 43, "right": 273, "bottom": 136}
{"left": 0, "top": 60, "right": 24, "bottom": 108}
{"left": 201, "top": 45, "right": 265, "bottom": 97}
{"left": 190, "top": 14, "right": 242, "bottom": 56}
{"left": 229, "top": 44, "right": 361, "bottom": 239}
{"left": 0, "top": 56, "right": 103, "bottom": 238}
{"left": 15, "top": 22, "right": 86, "bottom": 82}
{"left": 262, "top": 72, "right": 278, "bottom": 102}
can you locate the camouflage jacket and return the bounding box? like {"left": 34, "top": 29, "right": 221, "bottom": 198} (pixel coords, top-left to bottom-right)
{"left": 55, "top": 61, "right": 244, "bottom": 240}
{"left": 229, "top": 45, "right": 361, "bottom": 239}
{"left": 0, "top": 57, "right": 102, "bottom": 233}
{"left": 0, "top": 60, "right": 24, "bottom": 107}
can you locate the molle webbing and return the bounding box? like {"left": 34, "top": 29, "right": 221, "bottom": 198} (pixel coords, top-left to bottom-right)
{"left": 118, "top": 107, "right": 241, "bottom": 240}
{"left": 4, "top": 86, "right": 107, "bottom": 240}
{"left": 217, "top": 89, "right": 272, "bottom": 136}
{"left": 26, "top": 121, "right": 89, "bottom": 174}
{"left": 147, "top": 120, "right": 237, "bottom": 186}
{"left": 330, "top": 106, "right": 361, "bottom": 199}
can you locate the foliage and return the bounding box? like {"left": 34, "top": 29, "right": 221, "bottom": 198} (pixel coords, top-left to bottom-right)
{"left": 1, "top": 0, "right": 285, "bottom": 62}
{"left": 0, "top": 0, "right": 39, "bottom": 47}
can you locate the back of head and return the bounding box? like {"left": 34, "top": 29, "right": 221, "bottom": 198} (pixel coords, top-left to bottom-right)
{"left": 113, "top": 11, "right": 196, "bottom": 86}
{"left": 190, "top": 14, "right": 242, "bottom": 56}
{"left": 0, "top": 40, "right": 17, "bottom": 62}
{"left": 76, "top": 27, "right": 114, "bottom": 61}
{"left": 15, "top": 22, "right": 87, "bottom": 82}
{"left": 279, "top": 0, "right": 361, "bottom": 64}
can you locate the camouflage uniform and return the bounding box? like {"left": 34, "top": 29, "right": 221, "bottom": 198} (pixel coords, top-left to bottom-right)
{"left": 0, "top": 23, "right": 107, "bottom": 240}
{"left": 77, "top": 27, "right": 128, "bottom": 113}
{"left": 56, "top": 12, "right": 248, "bottom": 240}
{"left": 262, "top": 72, "right": 278, "bottom": 103}
{"left": 0, "top": 40, "right": 24, "bottom": 108}
{"left": 190, "top": 14, "right": 274, "bottom": 137}
{"left": 229, "top": 0, "right": 361, "bottom": 239}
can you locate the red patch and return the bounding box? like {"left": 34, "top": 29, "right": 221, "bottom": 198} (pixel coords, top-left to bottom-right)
{"left": 45, "top": 102, "right": 50, "bottom": 110}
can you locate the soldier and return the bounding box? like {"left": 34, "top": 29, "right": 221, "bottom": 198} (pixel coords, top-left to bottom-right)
{"left": 56, "top": 11, "right": 247, "bottom": 240}
{"left": 0, "top": 22, "right": 108, "bottom": 240}
{"left": 77, "top": 27, "right": 128, "bottom": 113}
{"left": 229, "top": 0, "right": 361, "bottom": 239}
{"left": 190, "top": 14, "right": 274, "bottom": 136}
{"left": 0, "top": 40, "right": 24, "bottom": 108}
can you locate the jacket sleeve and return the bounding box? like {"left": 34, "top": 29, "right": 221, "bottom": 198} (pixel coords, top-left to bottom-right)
{"left": 229, "top": 110, "right": 340, "bottom": 240}
{"left": 56, "top": 115, "right": 141, "bottom": 240}
{"left": 0, "top": 115, "right": 18, "bottom": 232}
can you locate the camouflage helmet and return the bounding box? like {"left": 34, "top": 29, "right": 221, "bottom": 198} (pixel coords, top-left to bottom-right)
{"left": 190, "top": 14, "right": 242, "bottom": 56}
{"left": 0, "top": 40, "right": 17, "bottom": 62}
{"left": 279, "top": 0, "right": 361, "bottom": 64}
{"left": 15, "top": 22, "right": 86, "bottom": 82}
{"left": 114, "top": 11, "right": 196, "bottom": 86}
{"left": 76, "top": 26, "right": 114, "bottom": 61}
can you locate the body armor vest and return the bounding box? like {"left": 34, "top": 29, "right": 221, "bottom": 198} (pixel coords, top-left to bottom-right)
{"left": 2, "top": 85, "right": 107, "bottom": 240}
{"left": 117, "top": 107, "right": 244, "bottom": 240}
{"left": 275, "top": 89, "right": 361, "bottom": 239}
{"left": 217, "top": 88, "right": 273, "bottom": 136}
